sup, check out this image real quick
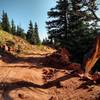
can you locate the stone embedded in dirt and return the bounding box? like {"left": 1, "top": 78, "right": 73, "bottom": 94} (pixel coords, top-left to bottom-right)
{"left": 43, "top": 68, "right": 54, "bottom": 75}
{"left": 42, "top": 68, "right": 55, "bottom": 82}
{"left": 2, "top": 44, "right": 9, "bottom": 51}
{"left": 0, "top": 44, "right": 12, "bottom": 52}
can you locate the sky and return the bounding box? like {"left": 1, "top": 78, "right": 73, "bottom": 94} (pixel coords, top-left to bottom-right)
{"left": 0, "top": 0, "right": 56, "bottom": 41}
{"left": 0, "top": 0, "right": 100, "bottom": 41}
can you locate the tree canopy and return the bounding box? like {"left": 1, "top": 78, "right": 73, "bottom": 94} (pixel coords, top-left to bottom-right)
{"left": 46, "top": 0, "right": 100, "bottom": 62}
{"left": 1, "top": 11, "right": 11, "bottom": 33}
{"left": 0, "top": 11, "right": 41, "bottom": 45}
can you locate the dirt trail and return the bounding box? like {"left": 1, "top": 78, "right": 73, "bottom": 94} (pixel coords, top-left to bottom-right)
{"left": 0, "top": 48, "right": 100, "bottom": 100}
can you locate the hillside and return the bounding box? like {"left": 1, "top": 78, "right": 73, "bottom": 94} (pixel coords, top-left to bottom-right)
{"left": 0, "top": 30, "right": 100, "bottom": 100}
{"left": 0, "top": 30, "right": 55, "bottom": 55}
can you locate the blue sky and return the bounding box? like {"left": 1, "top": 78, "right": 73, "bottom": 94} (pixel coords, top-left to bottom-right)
{"left": 0, "top": 0, "right": 56, "bottom": 40}
{"left": 0, "top": 0, "right": 100, "bottom": 40}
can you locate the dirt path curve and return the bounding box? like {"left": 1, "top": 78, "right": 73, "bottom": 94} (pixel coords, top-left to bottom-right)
{"left": 0, "top": 49, "right": 55, "bottom": 100}
{"left": 0, "top": 49, "right": 99, "bottom": 100}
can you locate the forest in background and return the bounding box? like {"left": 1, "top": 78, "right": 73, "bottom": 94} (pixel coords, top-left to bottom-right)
{"left": 0, "top": 11, "right": 41, "bottom": 45}
{"left": 0, "top": 0, "right": 99, "bottom": 99}
{"left": 45, "top": 0, "right": 100, "bottom": 64}
{"left": 0, "top": 0, "right": 100, "bottom": 64}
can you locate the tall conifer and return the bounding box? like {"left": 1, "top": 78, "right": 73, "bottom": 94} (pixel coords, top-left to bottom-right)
{"left": 11, "top": 19, "right": 16, "bottom": 34}
{"left": 26, "top": 20, "right": 35, "bottom": 44}
{"left": 46, "top": 0, "right": 98, "bottom": 62}
{"left": 1, "top": 11, "right": 11, "bottom": 33}
{"left": 34, "top": 22, "right": 41, "bottom": 44}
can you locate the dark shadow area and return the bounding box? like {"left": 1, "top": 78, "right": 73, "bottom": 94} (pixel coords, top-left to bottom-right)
{"left": 0, "top": 50, "right": 46, "bottom": 68}
{"left": 0, "top": 73, "right": 74, "bottom": 99}
{"left": 0, "top": 73, "right": 99, "bottom": 99}
{"left": 77, "top": 78, "right": 100, "bottom": 89}
{"left": 0, "top": 50, "right": 69, "bottom": 69}
{"left": 91, "top": 59, "right": 100, "bottom": 74}
{"left": 43, "top": 56, "right": 70, "bottom": 69}
{"left": 0, "top": 73, "right": 74, "bottom": 90}
{"left": 0, "top": 50, "right": 18, "bottom": 62}
{"left": 43, "top": 73, "right": 74, "bottom": 88}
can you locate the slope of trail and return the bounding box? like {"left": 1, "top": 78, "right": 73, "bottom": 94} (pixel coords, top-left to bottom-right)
{"left": 0, "top": 48, "right": 100, "bottom": 100}
{"left": 0, "top": 45, "right": 55, "bottom": 100}
{"left": 0, "top": 30, "right": 100, "bottom": 100}
{"left": 0, "top": 29, "right": 54, "bottom": 54}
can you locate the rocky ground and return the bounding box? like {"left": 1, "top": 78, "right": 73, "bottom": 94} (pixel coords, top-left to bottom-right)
{"left": 0, "top": 47, "right": 100, "bottom": 100}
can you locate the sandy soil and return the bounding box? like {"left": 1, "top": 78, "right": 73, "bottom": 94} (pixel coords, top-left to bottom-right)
{"left": 0, "top": 48, "right": 99, "bottom": 100}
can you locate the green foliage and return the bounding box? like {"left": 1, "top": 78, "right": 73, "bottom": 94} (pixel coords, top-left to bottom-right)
{"left": 46, "top": 0, "right": 68, "bottom": 46}
{"left": 1, "top": 11, "right": 11, "bottom": 33}
{"left": 26, "top": 21, "right": 41, "bottom": 45}
{"left": 0, "top": 11, "right": 26, "bottom": 40}
{"left": 42, "top": 38, "right": 49, "bottom": 45}
{"left": 11, "top": 19, "right": 16, "bottom": 35}
{"left": 0, "top": 22, "right": 2, "bottom": 30}
{"left": 16, "top": 25, "right": 26, "bottom": 40}
{"left": 34, "top": 22, "right": 41, "bottom": 44}
{"left": 0, "top": 40, "right": 3, "bottom": 45}
{"left": 46, "top": 0, "right": 98, "bottom": 63}
{"left": 0, "top": 11, "right": 41, "bottom": 44}
{"left": 26, "top": 20, "right": 35, "bottom": 44}
{"left": 0, "top": 26, "right": 2, "bottom": 30}
{"left": 0, "top": 30, "right": 14, "bottom": 47}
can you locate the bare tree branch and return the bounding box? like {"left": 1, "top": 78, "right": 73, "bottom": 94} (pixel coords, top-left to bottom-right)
{"left": 89, "top": 8, "right": 100, "bottom": 21}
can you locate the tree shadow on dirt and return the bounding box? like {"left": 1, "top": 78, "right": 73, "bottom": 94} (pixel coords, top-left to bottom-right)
{"left": 77, "top": 78, "right": 100, "bottom": 90}
{"left": 0, "top": 73, "right": 75, "bottom": 99}
{"left": 0, "top": 51, "right": 69, "bottom": 69}
{"left": 0, "top": 72, "right": 99, "bottom": 99}
{"left": 0, "top": 51, "right": 46, "bottom": 68}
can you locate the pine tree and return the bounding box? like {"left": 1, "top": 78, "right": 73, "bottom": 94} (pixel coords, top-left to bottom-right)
{"left": 68, "top": 0, "right": 98, "bottom": 62}
{"left": 16, "top": 25, "right": 26, "bottom": 39}
{"left": 0, "top": 21, "right": 2, "bottom": 29}
{"left": 17, "top": 25, "right": 23, "bottom": 36}
{"left": 42, "top": 38, "right": 49, "bottom": 45}
{"left": 46, "top": 0, "right": 68, "bottom": 46}
{"left": 46, "top": 0, "right": 98, "bottom": 63}
{"left": 1, "top": 11, "right": 11, "bottom": 33}
{"left": 26, "top": 20, "right": 35, "bottom": 44}
{"left": 34, "top": 22, "right": 41, "bottom": 44}
{"left": 11, "top": 19, "right": 16, "bottom": 34}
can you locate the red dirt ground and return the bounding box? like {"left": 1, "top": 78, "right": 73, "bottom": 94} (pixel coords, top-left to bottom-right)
{"left": 0, "top": 47, "right": 100, "bottom": 100}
